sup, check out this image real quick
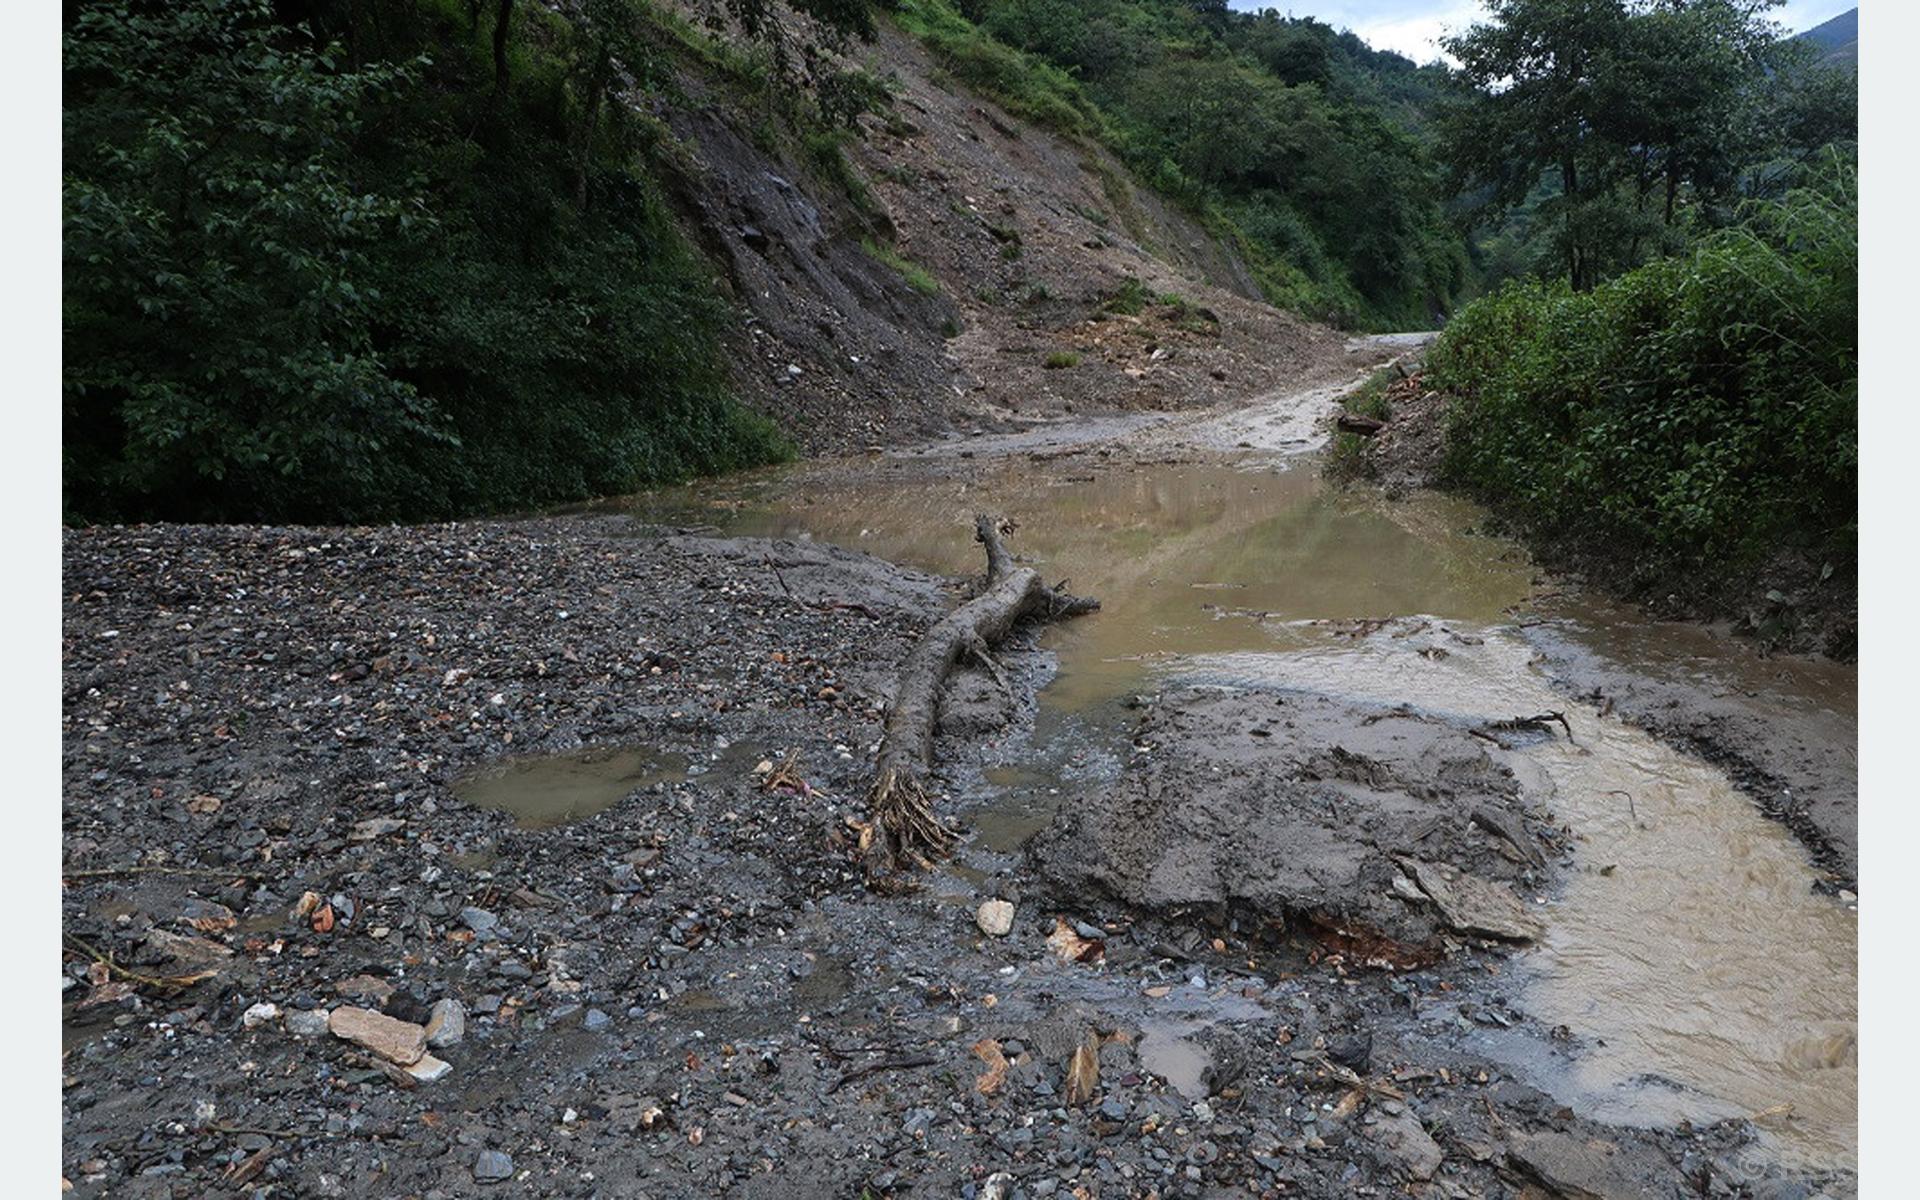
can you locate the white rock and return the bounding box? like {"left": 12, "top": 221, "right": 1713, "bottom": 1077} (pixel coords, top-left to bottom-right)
{"left": 406, "top": 1054, "right": 453, "bottom": 1084}
{"left": 241, "top": 1002, "right": 280, "bottom": 1029}
{"left": 975, "top": 899, "right": 1016, "bottom": 937}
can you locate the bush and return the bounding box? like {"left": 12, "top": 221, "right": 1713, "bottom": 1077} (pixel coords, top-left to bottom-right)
{"left": 1427, "top": 161, "right": 1855, "bottom": 585}
{"left": 1043, "top": 350, "right": 1081, "bottom": 368}
{"left": 63, "top": 0, "right": 792, "bottom": 524}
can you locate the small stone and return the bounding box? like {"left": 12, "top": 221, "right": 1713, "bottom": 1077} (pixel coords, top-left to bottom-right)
{"left": 335, "top": 974, "right": 395, "bottom": 1002}
{"left": 348, "top": 817, "right": 405, "bottom": 841}
{"left": 425, "top": 999, "right": 466, "bottom": 1048}
{"left": 285, "top": 1009, "right": 330, "bottom": 1038}
{"left": 461, "top": 907, "right": 500, "bottom": 935}
{"left": 584, "top": 1008, "right": 611, "bottom": 1031}
{"left": 406, "top": 1054, "right": 453, "bottom": 1084}
{"left": 328, "top": 1006, "right": 427, "bottom": 1066}
{"left": 240, "top": 1002, "right": 279, "bottom": 1029}
{"left": 975, "top": 899, "right": 1016, "bottom": 937}
{"left": 473, "top": 1150, "right": 514, "bottom": 1183}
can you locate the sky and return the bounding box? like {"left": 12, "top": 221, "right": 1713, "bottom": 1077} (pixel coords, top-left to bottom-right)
{"left": 1225, "top": 0, "right": 1858, "bottom": 65}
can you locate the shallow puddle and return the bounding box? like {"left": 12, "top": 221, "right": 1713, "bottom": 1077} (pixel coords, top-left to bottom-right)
{"left": 454, "top": 746, "right": 688, "bottom": 829}
{"left": 622, "top": 449, "right": 1856, "bottom": 1172}
{"left": 629, "top": 458, "right": 1534, "bottom": 712}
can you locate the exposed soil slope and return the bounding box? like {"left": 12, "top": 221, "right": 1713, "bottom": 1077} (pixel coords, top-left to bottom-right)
{"left": 659, "top": 19, "right": 1341, "bottom": 453}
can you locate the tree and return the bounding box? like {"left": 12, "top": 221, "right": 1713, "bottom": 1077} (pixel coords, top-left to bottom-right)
{"left": 1439, "top": 0, "right": 1791, "bottom": 290}
{"left": 63, "top": 0, "right": 442, "bottom": 519}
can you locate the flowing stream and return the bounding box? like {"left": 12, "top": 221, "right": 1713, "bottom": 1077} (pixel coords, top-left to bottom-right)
{"left": 618, "top": 441, "right": 1857, "bottom": 1172}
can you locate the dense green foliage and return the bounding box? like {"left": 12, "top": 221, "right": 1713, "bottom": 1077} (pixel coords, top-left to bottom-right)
{"left": 1427, "top": 160, "right": 1855, "bottom": 586}
{"left": 63, "top": 0, "right": 818, "bottom": 523}
{"left": 1441, "top": 0, "right": 1856, "bottom": 292}
{"left": 894, "top": 0, "right": 1467, "bottom": 328}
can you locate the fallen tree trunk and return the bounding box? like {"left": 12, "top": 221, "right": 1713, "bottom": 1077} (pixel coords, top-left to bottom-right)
{"left": 858, "top": 514, "right": 1098, "bottom": 886}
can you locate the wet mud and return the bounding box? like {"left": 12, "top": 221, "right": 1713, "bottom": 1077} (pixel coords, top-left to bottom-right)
{"left": 62, "top": 369, "right": 1855, "bottom": 1197}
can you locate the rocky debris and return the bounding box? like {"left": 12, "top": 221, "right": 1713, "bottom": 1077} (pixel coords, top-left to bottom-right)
{"left": 424, "top": 999, "right": 465, "bottom": 1048}
{"left": 328, "top": 1007, "right": 426, "bottom": 1067}
{"left": 1506, "top": 1130, "right": 1653, "bottom": 1198}
{"left": 59, "top": 518, "right": 1842, "bottom": 1198}
{"left": 472, "top": 1150, "right": 514, "bottom": 1184}
{"left": 1397, "top": 857, "right": 1545, "bottom": 943}
{"left": 975, "top": 898, "right": 1015, "bottom": 937}
{"left": 1364, "top": 1104, "right": 1444, "bottom": 1181}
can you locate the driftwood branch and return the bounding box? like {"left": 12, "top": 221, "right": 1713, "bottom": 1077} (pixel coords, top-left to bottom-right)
{"left": 858, "top": 514, "right": 1097, "bottom": 886}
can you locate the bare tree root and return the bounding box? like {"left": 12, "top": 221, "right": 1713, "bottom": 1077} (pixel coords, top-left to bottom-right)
{"left": 858, "top": 514, "right": 1098, "bottom": 887}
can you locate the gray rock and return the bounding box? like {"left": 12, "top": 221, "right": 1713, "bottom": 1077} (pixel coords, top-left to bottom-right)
{"left": 425, "top": 999, "right": 466, "bottom": 1047}
{"left": 1364, "top": 1107, "right": 1444, "bottom": 1181}
{"left": 584, "top": 1008, "right": 611, "bottom": 1031}
{"left": 473, "top": 1149, "right": 514, "bottom": 1183}
{"left": 460, "top": 907, "right": 499, "bottom": 935}
{"left": 285, "top": 1009, "right": 330, "bottom": 1038}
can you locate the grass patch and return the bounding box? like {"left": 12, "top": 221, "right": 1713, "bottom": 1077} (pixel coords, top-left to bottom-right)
{"left": 1043, "top": 350, "right": 1082, "bottom": 369}
{"left": 891, "top": 0, "right": 1109, "bottom": 142}
{"left": 861, "top": 238, "right": 941, "bottom": 295}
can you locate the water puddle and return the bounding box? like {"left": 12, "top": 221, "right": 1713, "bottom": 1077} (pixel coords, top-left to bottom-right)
{"left": 1137, "top": 1020, "right": 1213, "bottom": 1101}
{"left": 616, "top": 448, "right": 1856, "bottom": 1172}
{"left": 627, "top": 458, "right": 1533, "bottom": 713}
{"left": 454, "top": 746, "right": 689, "bottom": 829}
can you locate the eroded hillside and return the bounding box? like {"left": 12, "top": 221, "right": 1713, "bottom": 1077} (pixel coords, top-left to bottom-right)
{"left": 656, "top": 14, "right": 1346, "bottom": 453}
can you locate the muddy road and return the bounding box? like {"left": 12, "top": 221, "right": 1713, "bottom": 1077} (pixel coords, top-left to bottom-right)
{"left": 63, "top": 338, "right": 1855, "bottom": 1197}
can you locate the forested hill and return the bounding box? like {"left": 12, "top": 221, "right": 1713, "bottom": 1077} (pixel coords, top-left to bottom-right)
{"left": 62, "top": 0, "right": 1462, "bottom": 525}
{"left": 1797, "top": 7, "right": 1857, "bottom": 68}
{"left": 916, "top": 0, "right": 1466, "bottom": 327}
{"left": 63, "top": 0, "right": 1857, "bottom": 528}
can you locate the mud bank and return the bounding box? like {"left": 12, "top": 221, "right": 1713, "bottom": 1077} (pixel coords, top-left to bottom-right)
{"left": 63, "top": 512, "right": 1853, "bottom": 1198}
{"left": 1031, "top": 685, "right": 1552, "bottom": 948}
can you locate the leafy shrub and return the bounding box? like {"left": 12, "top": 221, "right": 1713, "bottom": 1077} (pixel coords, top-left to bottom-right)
{"left": 1427, "top": 161, "right": 1855, "bottom": 584}
{"left": 63, "top": 0, "right": 792, "bottom": 523}
{"left": 1101, "top": 277, "right": 1153, "bottom": 316}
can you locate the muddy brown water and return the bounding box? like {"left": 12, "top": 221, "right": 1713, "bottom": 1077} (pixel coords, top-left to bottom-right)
{"left": 454, "top": 746, "right": 691, "bottom": 829}
{"left": 620, "top": 449, "right": 1857, "bottom": 1172}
